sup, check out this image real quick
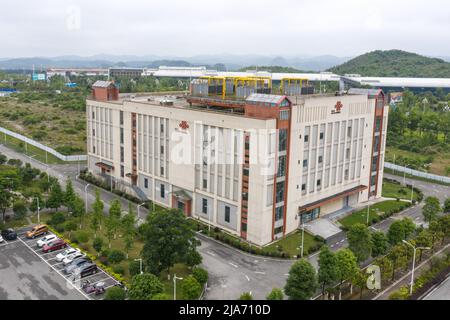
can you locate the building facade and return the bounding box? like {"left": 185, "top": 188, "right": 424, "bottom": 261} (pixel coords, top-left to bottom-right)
{"left": 86, "top": 82, "right": 388, "bottom": 246}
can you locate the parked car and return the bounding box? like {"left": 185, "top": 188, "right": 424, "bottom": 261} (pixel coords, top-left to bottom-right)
{"left": 26, "top": 225, "right": 49, "bottom": 239}
{"left": 82, "top": 280, "right": 105, "bottom": 295}
{"left": 64, "top": 257, "right": 91, "bottom": 274}
{"left": 36, "top": 234, "right": 58, "bottom": 247}
{"left": 0, "top": 235, "right": 3, "bottom": 243}
{"left": 71, "top": 262, "right": 98, "bottom": 279}
{"left": 62, "top": 251, "right": 85, "bottom": 266}
{"left": 56, "top": 248, "right": 79, "bottom": 262}
{"left": 42, "top": 239, "right": 67, "bottom": 253}
{"left": 1, "top": 229, "right": 17, "bottom": 241}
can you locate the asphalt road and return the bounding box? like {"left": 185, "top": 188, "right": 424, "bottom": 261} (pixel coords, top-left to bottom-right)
{"left": 424, "top": 275, "right": 450, "bottom": 300}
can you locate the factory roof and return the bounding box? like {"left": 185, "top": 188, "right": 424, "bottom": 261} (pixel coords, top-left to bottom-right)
{"left": 92, "top": 80, "right": 116, "bottom": 88}
{"left": 246, "top": 94, "right": 288, "bottom": 105}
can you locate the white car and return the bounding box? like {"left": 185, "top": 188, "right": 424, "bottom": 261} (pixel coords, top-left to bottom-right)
{"left": 63, "top": 251, "right": 85, "bottom": 266}
{"left": 36, "top": 234, "right": 58, "bottom": 248}
{"left": 56, "top": 248, "right": 79, "bottom": 262}
{"left": 0, "top": 235, "right": 4, "bottom": 243}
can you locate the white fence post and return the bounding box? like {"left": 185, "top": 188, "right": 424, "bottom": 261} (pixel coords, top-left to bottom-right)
{"left": 384, "top": 162, "right": 450, "bottom": 184}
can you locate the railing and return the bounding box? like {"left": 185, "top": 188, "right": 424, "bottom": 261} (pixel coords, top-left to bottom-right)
{"left": 0, "top": 126, "right": 87, "bottom": 162}
{"left": 384, "top": 162, "right": 450, "bottom": 184}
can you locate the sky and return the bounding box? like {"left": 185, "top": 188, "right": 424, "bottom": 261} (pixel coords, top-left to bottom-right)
{"left": 1, "top": 0, "right": 450, "bottom": 58}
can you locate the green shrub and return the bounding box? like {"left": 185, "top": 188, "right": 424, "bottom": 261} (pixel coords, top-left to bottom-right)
{"left": 181, "top": 276, "right": 202, "bottom": 300}
{"left": 112, "top": 264, "right": 125, "bottom": 275}
{"left": 108, "top": 250, "right": 126, "bottom": 264}
{"left": 105, "top": 286, "right": 126, "bottom": 300}
{"left": 48, "top": 212, "right": 66, "bottom": 226}
{"left": 192, "top": 267, "right": 208, "bottom": 285}
{"left": 129, "top": 260, "right": 142, "bottom": 277}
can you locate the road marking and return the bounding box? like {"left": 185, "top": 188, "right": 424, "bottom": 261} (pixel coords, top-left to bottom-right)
{"left": 17, "top": 237, "right": 91, "bottom": 300}
{"left": 207, "top": 251, "right": 217, "bottom": 257}
{"left": 228, "top": 262, "right": 239, "bottom": 268}
{"left": 245, "top": 275, "right": 250, "bottom": 282}
{"left": 340, "top": 240, "right": 345, "bottom": 243}
{"left": 254, "top": 271, "right": 266, "bottom": 275}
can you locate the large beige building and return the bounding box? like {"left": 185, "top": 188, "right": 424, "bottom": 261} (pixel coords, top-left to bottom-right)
{"left": 86, "top": 80, "right": 388, "bottom": 246}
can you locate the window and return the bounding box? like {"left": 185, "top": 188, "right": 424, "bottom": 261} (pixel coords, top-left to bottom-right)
{"left": 344, "top": 169, "right": 349, "bottom": 180}
{"left": 120, "top": 165, "right": 124, "bottom": 178}
{"left": 276, "top": 181, "right": 285, "bottom": 203}
{"left": 346, "top": 148, "right": 350, "bottom": 160}
{"left": 301, "top": 183, "right": 307, "bottom": 191}
{"left": 278, "top": 129, "right": 288, "bottom": 152}
{"left": 202, "top": 199, "right": 208, "bottom": 214}
{"left": 318, "top": 156, "right": 323, "bottom": 164}
{"left": 375, "top": 117, "right": 382, "bottom": 133}
{"left": 144, "top": 178, "right": 148, "bottom": 189}
{"left": 279, "top": 110, "right": 290, "bottom": 120}
{"left": 243, "top": 168, "right": 249, "bottom": 177}
{"left": 347, "top": 127, "right": 352, "bottom": 138}
{"left": 92, "top": 111, "right": 95, "bottom": 120}
{"left": 160, "top": 145, "right": 164, "bottom": 155}
{"left": 274, "top": 226, "right": 283, "bottom": 235}
{"left": 93, "top": 146, "right": 96, "bottom": 153}
{"left": 120, "top": 128, "right": 124, "bottom": 144}
{"left": 92, "top": 129, "right": 96, "bottom": 137}
{"left": 160, "top": 123, "right": 164, "bottom": 134}
{"left": 275, "top": 206, "right": 284, "bottom": 221}
{"left": 241, "top": 223, "right": 247, "bottom": 232}
{"left": 160, "top": 184, "right": 165, "bottom": 198}
{"left": 120, "top": 147, "right": 124, "bottom": 163}
{"left": 304, "top": 135, "right": 309, "bottom": 143}
{"left": 317, "top": 179, "right": 321, "bottom": 187}
{"left": 320, "top": 132, "right": 324, "bottom": 140}
{"left": 203, "top": 179, "right": 208, "bottom": 189}
{"left": 120, "top": 111, "right": 124, "bottom": 125}
{"left": 277, "top": 156, "right": 286, "bottom": 177}
{"left": 160, "top": 166, "right": 164, "bottom": 176}
{"left": 303, "top": 159, "right": 308, "bottom": 168}
{"left": 224, "top": 206, "right": 231, "bottom": 223}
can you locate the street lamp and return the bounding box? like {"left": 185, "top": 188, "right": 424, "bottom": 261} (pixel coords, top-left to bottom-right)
{"left": 137, "top": 203, "right": 145, "bottom": 221}
{"left": 84, "top": 184, "right": 91, "bottom": 214}
{"left": 134, "top": 258, "right": 144, "bottom": 275}
{"left": 35, "top": 197, "right": 40, "bottom": 224}
{"left": 402, "top": 240, "right": 431, "bottom": 295}
{"left": 367, "top": 204, "right": 371, "bottom": 226}
{"left": 299, "top": 222, "right": 311, "bottom": 259}
{"left": 173, "top": 274, "right": 183, "bottom": 301}
{"left": 410, "top": 182, "right": 414, "bottom": 203}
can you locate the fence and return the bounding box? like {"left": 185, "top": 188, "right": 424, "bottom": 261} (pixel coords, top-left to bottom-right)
{"left": 385, "top": 162, "right": 450, "bottom": 184}
{"left": 0, "top": 126, "right": 87, "bottom": 162}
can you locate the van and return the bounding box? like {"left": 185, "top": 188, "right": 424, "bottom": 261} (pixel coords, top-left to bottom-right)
{"left": 26, "top": 225, "right": 49, "bottom": 239}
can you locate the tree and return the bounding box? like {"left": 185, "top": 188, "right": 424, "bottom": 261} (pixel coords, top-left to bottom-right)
{"left": 71, "top": 196, "right": 85, "bottom": 228}
{"left": 335, "top": 249, "right": 358, "bottom": 300}
{"left": 389, "top": 244, "right": 409, "bottom": 281}
{"left": 109, "top": 199, "right": 122, "bottom": 239}
{"left": 105, "top": 286, "right": 126, "bottom": 300}
{"left": 422, "top": 196, "right": 442, "bottom": 223}
{"left": 121, "top": 204, "right": 137, "bottom": 259}
{"left": 90, "top": 189, "right": 104, "bottom": 237}
{"left": 128, "top": 274, "right": 164, "bottom": 300}
{"left": 64, "top": 179, "right": 76, "bottom": 211}
{"left": 141, "top": 209, "right": 200, "bottom": 275}
{"left": 351, "top": 270, "right": 368, "bottom": 300}
{"left": 192, "top": 267, "right": 208, "bottom": 286}
{"left": 444, "top": 198, "right": 450, "bottom": 213}
{"left": 387, "top": 218, "right": 416, "bottom": 245}
{"left": 415, "top": 230, "right": 433, "bottom": 261}
{"left": 374, "top": 256, "right": 393, "bottom": 282}
{"left": 47, "top": 181, "right": 63, "bottom": 211}
{"left": 0, "top": 154, "right": 7, "bottom": 165}
{"left": 13, "top": 200, "right": 28, "bottom": 220}
{"left": 181, "top": 276, "right": 202, "bottom": 300}
{"left": 185, "top": 249, "right": 202, "bottom": 268}
{"left": 318, "top": 245, "right": 339, "bottom": 299}
{"left": 93, "top": 237, "right": 104, "bottom": 256}
{"left": 29, "top": 195, "right": 42, "bottom": 214}
{"left": 64, "top": 220, "right": 77, "bottom": 238}
{"left": 428, "top": 220, "right": 445, "bottom": 250}
{"left": 438, "top": 214, "right": 450, "bottom": 243}
{"left": 266, "top": 288, "right": 284, "bottom": 300}
{"left": 238, "top": 292, "right": 253, "bottom": 300}
{"left": 347, "top": 223, "right": 372, "bottom": 262}
{"left": 76, "top": 230, "right": 89, "bottom": 246}
{"left": 371, "top": 231, "right": 389, "bottom": 257}
{"left": 284, "top": 259, "right": 317, "bottom": 300}
{"left": 0, "top": 167, "right": 19, "bottom": 222}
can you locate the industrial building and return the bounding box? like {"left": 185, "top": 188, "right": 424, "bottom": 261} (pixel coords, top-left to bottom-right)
{"left": 109, "top": 68, "right": 144, "bottom": 79}
{"left": 86, "top": 77, "right": 388, "bottom": 246}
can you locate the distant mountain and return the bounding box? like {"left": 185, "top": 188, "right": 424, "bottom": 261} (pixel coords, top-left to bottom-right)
{"left": 0, "top": 54, "right": 351, "bottom": 71}
{"left": 239, "top": 66, "right": 311, "bottom": 73}
{"left": 329, "top": 50, "right": 450, "bottom": 78}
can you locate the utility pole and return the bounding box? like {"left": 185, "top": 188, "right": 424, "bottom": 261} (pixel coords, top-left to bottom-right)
{"left": 173, "top": 274, "right": 183, "bottom": 301}
{"left": 403, "top": 241, "right": 430, "bottom": 296}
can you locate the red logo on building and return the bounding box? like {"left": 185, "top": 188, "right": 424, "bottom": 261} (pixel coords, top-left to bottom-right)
{"left": 179, "top": 121, "right": 189, "bottom": 130}
{"left": 332, "top": 101, "right": 343, "bottom": 114}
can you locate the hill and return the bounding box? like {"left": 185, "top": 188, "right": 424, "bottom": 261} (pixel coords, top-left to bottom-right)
{"left": 238, "top": 66, "right": 311, "bottom": 73}
{"left": 328, "top": 50, "right": 450, "bottom": 78}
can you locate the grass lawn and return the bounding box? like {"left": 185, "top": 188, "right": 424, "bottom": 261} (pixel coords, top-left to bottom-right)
{"left": 382, "top": 180, "right": 419, "bottom": 201}
{"left": 264, "top": 230, "right": 321, "bottom": 257}
{"left": 338, "top": 200, "right": 410, "bottom": 229}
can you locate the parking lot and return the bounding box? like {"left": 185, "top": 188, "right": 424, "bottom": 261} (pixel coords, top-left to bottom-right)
{"left": 0, "top": 228, "right": 120, "bottom": 300}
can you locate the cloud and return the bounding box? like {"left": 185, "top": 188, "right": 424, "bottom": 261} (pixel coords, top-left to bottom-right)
{"left": 0, "top": 0, "right": 449, "bottom": 57}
